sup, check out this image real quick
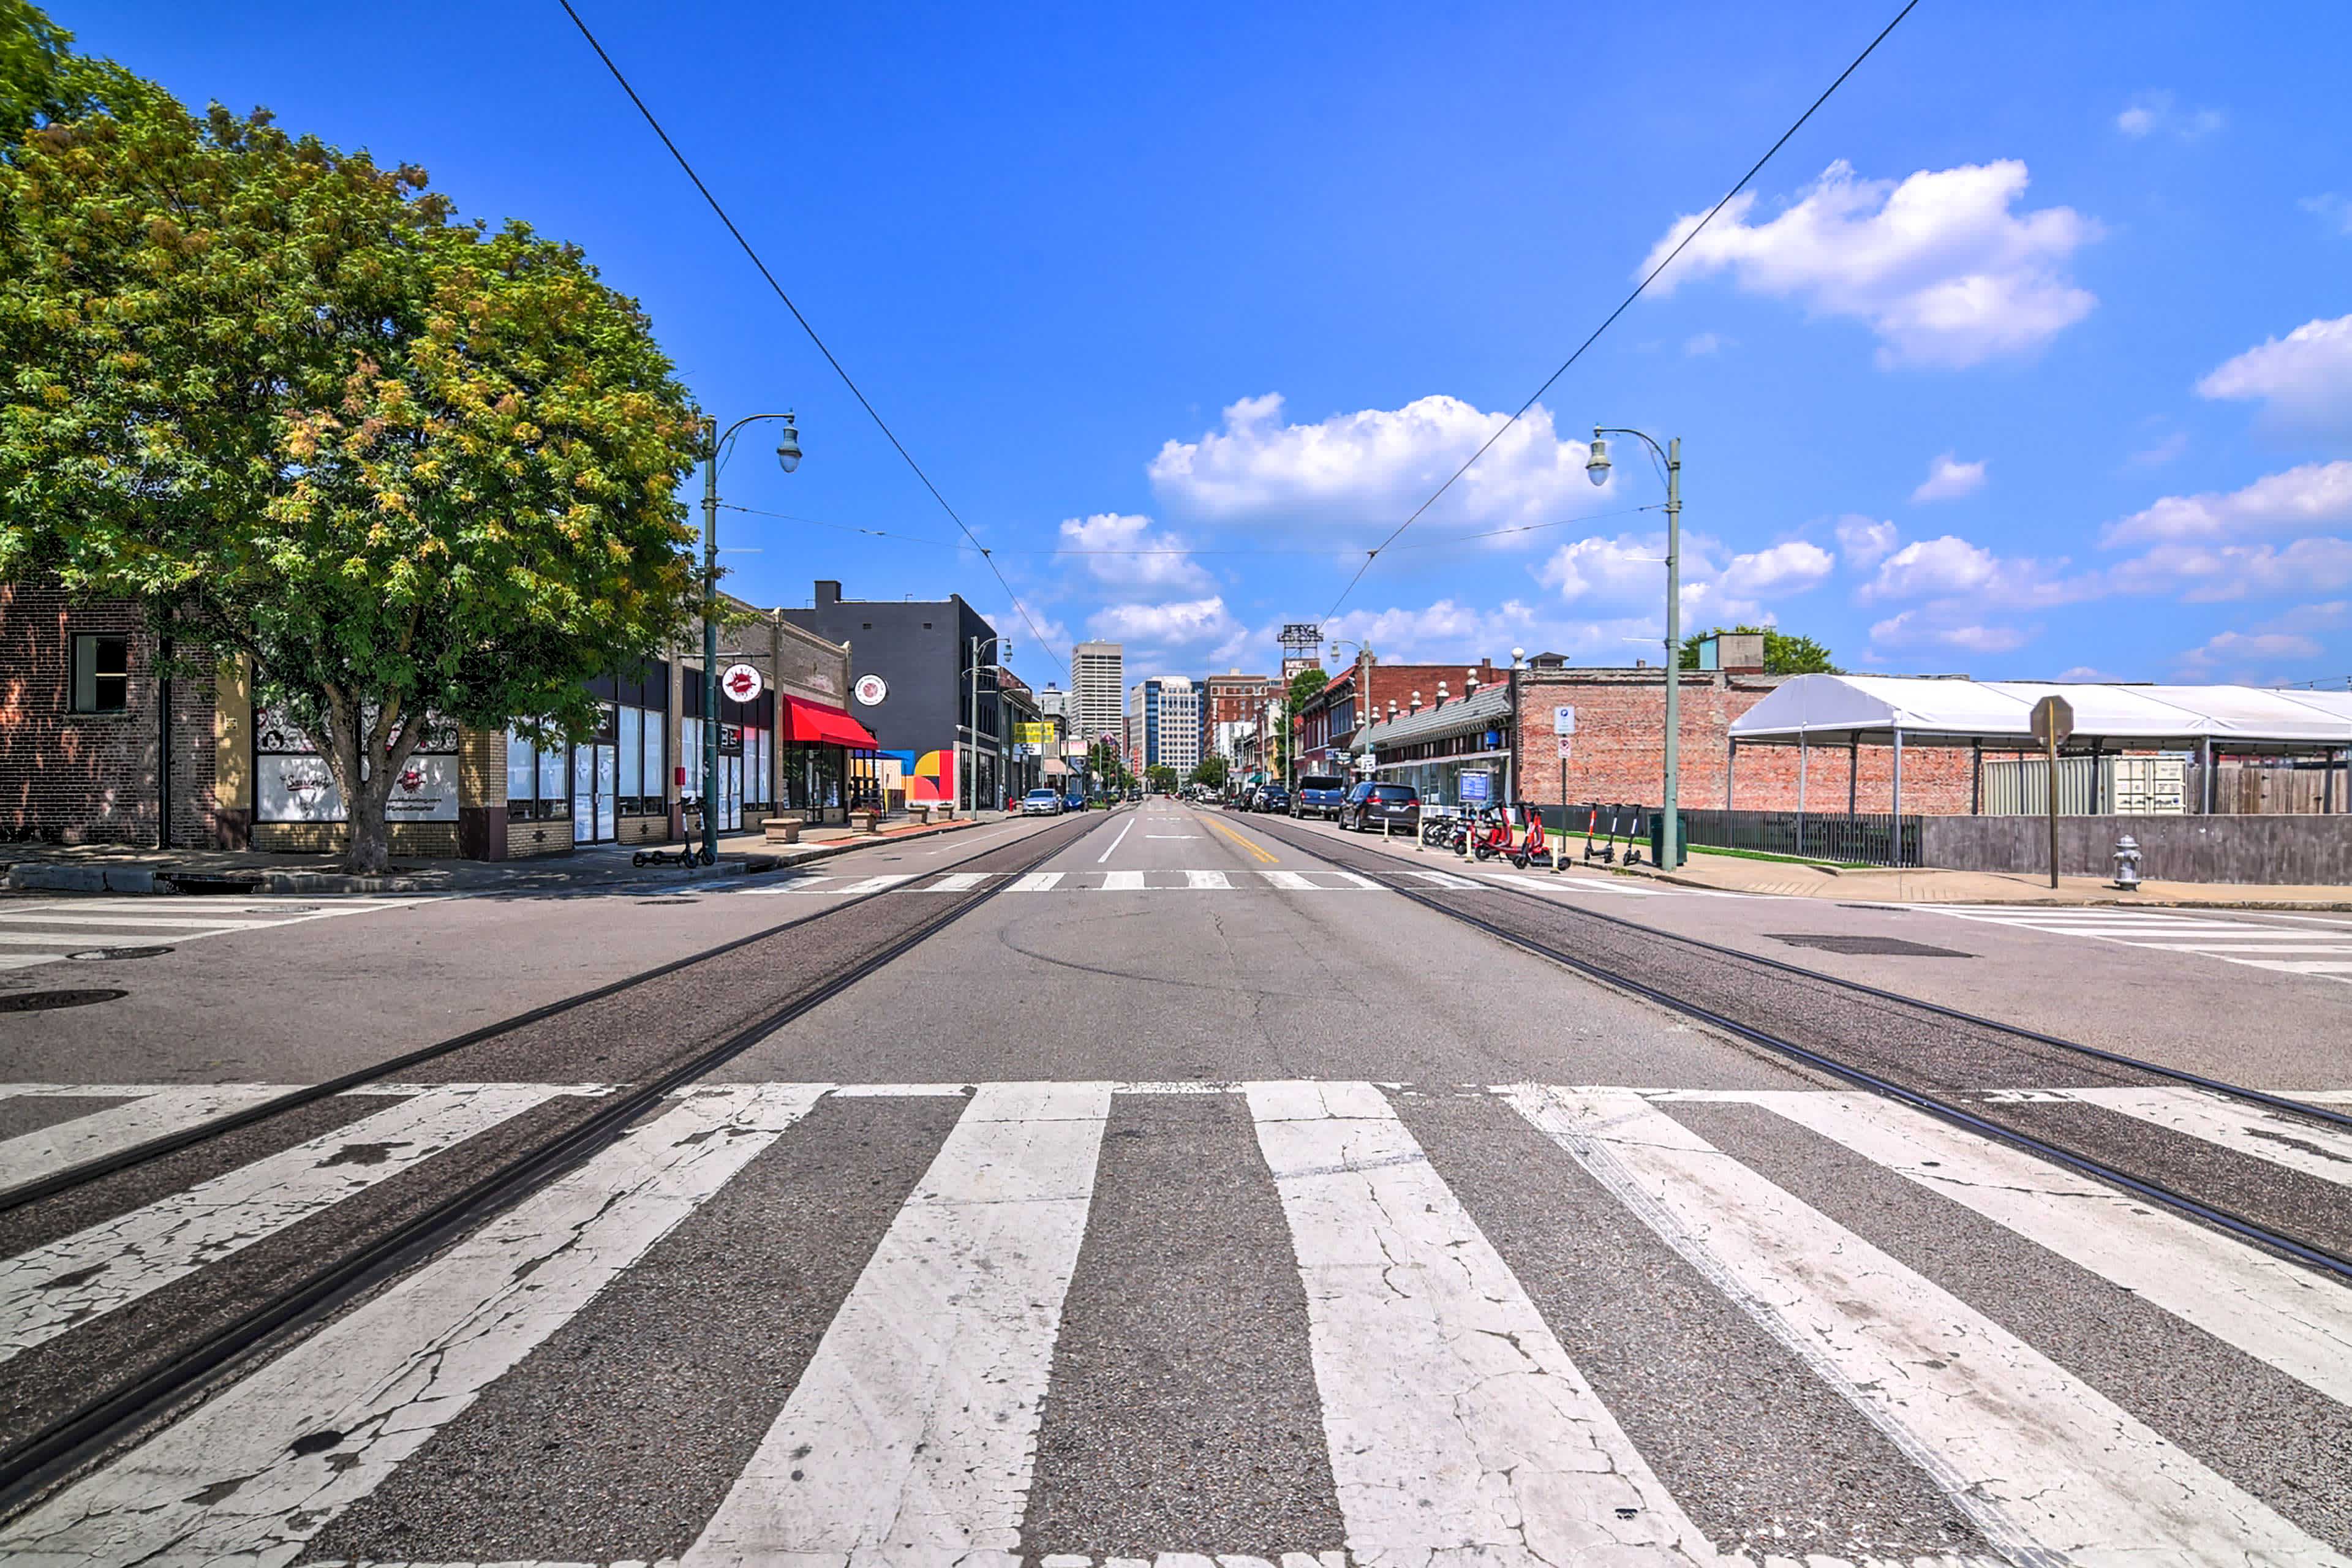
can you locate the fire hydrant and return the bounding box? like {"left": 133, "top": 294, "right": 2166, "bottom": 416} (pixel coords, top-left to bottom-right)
{"left": 2112, "top": 835, "right": 2142, "bottom": 891}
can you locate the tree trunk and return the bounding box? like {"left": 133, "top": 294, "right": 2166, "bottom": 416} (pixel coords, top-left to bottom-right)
{"left": 342, "top": 767, "right": 396, "bottom": 876}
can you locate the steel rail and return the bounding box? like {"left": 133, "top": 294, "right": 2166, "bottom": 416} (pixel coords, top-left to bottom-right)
{"left": 0, "top": 805, "right": 1112, "bottom": 1507}
{"left": 1238, "top": 812, "right": 2352, "bottom": 1136}
{"left": 1223, "top": 812, "right": 2352, "bottom": 1284}
{"left": 0, "top": 812, "right": 1108, "bottom": 1213}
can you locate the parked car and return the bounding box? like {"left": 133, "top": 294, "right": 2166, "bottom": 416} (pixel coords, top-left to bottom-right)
{"left": 1341, "top": 781, "right": 1420, "bottom": 833}
{"left": 1292, "top": 774, "right": 1348, "bottom": 820}
{"left": 1065, "top": 789, "right": 1088, "bottom": 811}
{"left": 1020, "top": 788, "right": 1064, "bottom": 816}
{"left": 1254, "top": 783, "right": 1291, "bottom": 814}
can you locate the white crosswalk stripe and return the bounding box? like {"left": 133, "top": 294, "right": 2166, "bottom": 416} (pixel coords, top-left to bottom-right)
{"left": 0, "top": 897, "right": 412, "bottom": 975}
{"left": 4, "top": 1078, "right": 2348, "bottom": 1568}
{"left": 1929, "top": 905, "right": 2352, "bottom": 982}
{"left": 742, "top": 870, "right": 1406, "bottom": 895}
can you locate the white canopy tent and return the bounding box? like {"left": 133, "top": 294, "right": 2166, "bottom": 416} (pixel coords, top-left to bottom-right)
{"left": 1727, "top": 675, "right": 2352, "bottom": 817}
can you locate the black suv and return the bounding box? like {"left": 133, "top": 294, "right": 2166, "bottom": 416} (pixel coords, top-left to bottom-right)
{"left": 1254, "top": 783, "right": 1291, "bottom": 814}
{"left": 1340, "top": 780, "right": 1420, "bottom": 833}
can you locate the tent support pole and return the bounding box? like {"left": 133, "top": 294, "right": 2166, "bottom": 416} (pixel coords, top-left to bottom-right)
{"left": 2200, "top": 735, "right": 2214, "bottom": 814}
{"left": 1849, "top": 734, "right": 1858, "bottom": 814}
{"left": 1796, "top": 734, "right": 1806, "bottom": 857}
{"left": 1890, "top": 727, "right": 1904, "bottom": 865}
{"left": 1971, "top": 739, "right": 1982, "bottom": 815}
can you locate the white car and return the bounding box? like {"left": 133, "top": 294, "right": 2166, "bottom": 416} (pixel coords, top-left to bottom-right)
{"left": 1020, "top": 788, "right": 1065, "bottom": 816}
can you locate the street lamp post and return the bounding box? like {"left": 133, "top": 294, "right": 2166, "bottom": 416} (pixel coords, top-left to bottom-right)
{"left": 699, "top": 409, "right": 802, "bottom": 864}
{"left": 1327, "top": 638, "right": 1375, "bottom": 784}
{"left": 1586, "top": 428, "right": 1682, "bottom": 871}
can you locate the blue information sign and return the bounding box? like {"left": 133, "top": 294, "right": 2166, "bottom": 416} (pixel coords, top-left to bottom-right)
{"left": 1459, "top": 771, "right": 1491, "bottom": 804}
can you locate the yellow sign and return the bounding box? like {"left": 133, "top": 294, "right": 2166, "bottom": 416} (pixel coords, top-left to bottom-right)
{"left": 1016, "top": 721, "right": 1057, "bottom": 747}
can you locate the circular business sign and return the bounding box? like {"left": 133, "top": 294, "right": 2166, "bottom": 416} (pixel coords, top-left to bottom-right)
{"left": 720, "top": 663, "right": 764, "bottom": 702}
{"left": 853, "top": 673, "right": 888, "bottom": 706}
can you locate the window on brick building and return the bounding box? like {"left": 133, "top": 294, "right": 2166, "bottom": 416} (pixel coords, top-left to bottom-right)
{"left": 71, "top": 633, "right": 130, "bottom": 713}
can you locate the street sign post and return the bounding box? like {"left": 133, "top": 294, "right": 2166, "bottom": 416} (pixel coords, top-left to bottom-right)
{"left": 2030, "top": 695, "right": 2075, "bottom": 889}
{"left": 1551, "top": 706, "right": 1575, "bottom": 875}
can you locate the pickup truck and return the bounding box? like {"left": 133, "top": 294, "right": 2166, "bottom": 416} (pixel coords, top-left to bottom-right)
{"left": 1292, "top": 774, "right": 1349, "bottom": 820}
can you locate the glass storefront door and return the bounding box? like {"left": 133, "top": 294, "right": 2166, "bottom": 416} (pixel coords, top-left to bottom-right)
{"left": 571, "top": 743, "right": 619, "bottom": 843}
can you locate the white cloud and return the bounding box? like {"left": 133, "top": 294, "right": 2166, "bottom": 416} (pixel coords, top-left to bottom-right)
{"left": 2101, "top": 461, "right": 2352, "bottom": 546}
{"left": 1148, "top": 392, "right": 1610, "bottom": 529}
{"left": 1538, "top": 531, "right": 1830, "bottom": 629}
{"left": 1642, "top": 159, "right": 2100, "bottom": 368}
{"left": 2195, "top": 314, "right": 2352, "bottom": 433}
{"left": 1086, "top": 595, "right": 1244, "bottom": 653}
{"left": 2176, "top": 629, "right": 2322, "bottom": 677}
{"left": 1864, "top": 535, "right": 1999, "bottom": 599}
{"left": 2108, "top": 537, "right": 2352, "bottom": 603}
{"left": 1910, "top": 452, "right": 1987, "bottom": 503}
{"left": 1324, "top": 600, "right": 1542, "bottom": 665}
{"left": 2116, "top": 91, "right": 2225, "bottom": 141}
{"left": 2055, "top": 665, "right": 2122, "bottom": 682}
{"left": 1868, "top": 609, "right": 2032, "bottom": 654}
{"left": 1683, "top": 332, "right": 1728, "bottom": 356}
{"left": 2304, "top": 194, "right": 2352, "bottom": 236}
{"left": 1835, "top": 516, "right": 1898, "bottom": 568}
{"left": 1055, "top": 512, "right": 1213, "bottom": 594}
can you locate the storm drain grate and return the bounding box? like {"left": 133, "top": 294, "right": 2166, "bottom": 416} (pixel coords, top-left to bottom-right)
{"left": 1768, "top": 933, "right": 1973, "bottom": 958}
{"left": 0, "top": 989, "right": 129, "bottom": 1012}
{"left": 67, "top": 946, "right": 174, "bottom": 962}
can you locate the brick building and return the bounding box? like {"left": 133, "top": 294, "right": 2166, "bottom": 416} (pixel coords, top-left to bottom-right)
{"left": 1, "top": 584, "right": 866, "bottom": 859}
{"left": 1294, "top": 658, "right": 1504, "bottom": 781}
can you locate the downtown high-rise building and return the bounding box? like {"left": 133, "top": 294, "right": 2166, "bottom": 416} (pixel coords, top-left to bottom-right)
{"left": 1128, "top": 676, "right": 1200, "bottom": 777}
{"left": 1072, "top": 641, "right": 1125, "bottom": 749}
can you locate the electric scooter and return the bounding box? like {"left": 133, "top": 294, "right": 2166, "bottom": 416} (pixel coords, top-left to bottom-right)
{"left": 632, "top": 798, "right": 717, "bottom": 869}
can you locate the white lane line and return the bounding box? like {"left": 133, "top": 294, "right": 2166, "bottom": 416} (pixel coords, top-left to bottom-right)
{"left": 2054, "top": 1087, "right": 2352, "bottom": 1189}
{"left": 1183, "top": 869, "right": 1232, "bottom": 890}
{"left": 926, "top": 872, "right": 992, "bottom": 892}
{"left": 1503, "top": 1085, "right": 2346, "bottom": 1566}
{"left": 2245, "top": 960, "right": 2352, "bottom": 975}
{"left": 1144, "top": 834, "right": 1199, "bottom": 839}
{"left": 1101, "top": 870, "right": 1147, "bottom": 891}
{"left": 0, "top": 1084, "right": 301, "bottom": 1189}
{"left": 2128, "top": 943, "right": 2352, "bottom": 956}
{"left": 0, "top": 931, "right": 170, "bottom": 946}
{"left": 0, "top": 1085, "right": 827, "bottom": 1566}
{"left": 0, "top": 1085, "right": 569, "bottom": 1363}
{"left": 1009, "top": 871, "right": 1065, "bottom": 892}
{"left": 683, "top": 1082, "right": 1109, "bottom": 1566}
{"left": 0, "top": 912, "right": 315, "bottom": 930}
{"left": 829, "top": 873, "right": 915, "bottom": 895}
{"left": 1096, "top": 815, "right": 1136, "bottom": 864}
{"left": 1326, "top": 871, "right": 1379, "bottom": 891}
{"left": 1245, "top": 1080, "right": 1724, "bottom": 1566}
{"left": 1752, "top": 1090, "right": 2352, "bottom": 1407}
{"left": 1261, "top": 870, "right": 1317, "bottom": 891}
{"left": 1403, "top": 870, "right": 1481, "bottom": 889}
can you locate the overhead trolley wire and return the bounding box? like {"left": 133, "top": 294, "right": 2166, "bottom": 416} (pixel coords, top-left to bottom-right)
{"left": 554, "top": 0, "right": 1070, "bottom": 676}
{"left": 1322, "top": 0, "right": 1921, "bottom": 622}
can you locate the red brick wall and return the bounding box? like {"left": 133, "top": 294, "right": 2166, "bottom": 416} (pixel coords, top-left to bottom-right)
{"left": 1512, "top": 669, "right": 1976, "bottom": 815}
{"left": 0, "top": 585, "right": 230, "bottom": 846}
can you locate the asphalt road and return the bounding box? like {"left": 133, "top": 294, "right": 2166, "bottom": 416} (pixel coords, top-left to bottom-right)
{"left": 2, "top": 797, "right": 2349, "bottom": 1567}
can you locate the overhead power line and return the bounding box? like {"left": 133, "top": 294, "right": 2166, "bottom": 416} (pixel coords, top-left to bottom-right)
{"left": 1322, "top": 0, "right": 1921, "bottom": 622}
{"left": 554, "top": 0, "right": 1069, "bottom": 676}
{"left": 718, "top": 501, "right": 1664, "bottom": 557}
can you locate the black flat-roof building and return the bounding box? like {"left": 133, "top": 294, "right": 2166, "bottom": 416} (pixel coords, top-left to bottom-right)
{"left": 782, "top": 579, "right": 1006, "bottom": 810}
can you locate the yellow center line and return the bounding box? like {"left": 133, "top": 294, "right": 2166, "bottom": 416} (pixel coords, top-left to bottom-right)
{"left": 1202, "top": 810, "right": 1279, "bottom": 864}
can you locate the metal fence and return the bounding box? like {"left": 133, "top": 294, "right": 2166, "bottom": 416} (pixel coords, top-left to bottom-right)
{"left": 1678, "top": 807, "right": 1922, "bottom": 868}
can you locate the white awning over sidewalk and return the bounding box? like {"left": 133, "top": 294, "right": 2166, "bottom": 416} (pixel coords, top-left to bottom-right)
{"left": 1730, "top": 675, "right": 2352, "bottom": 752}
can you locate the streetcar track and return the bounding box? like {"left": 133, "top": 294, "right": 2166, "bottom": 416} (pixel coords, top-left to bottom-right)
{"left": 0, "top": 814, "right": 1096, "bottom": 1215}
{"left": 1231, "top": 810, "right": 2352, "bottom": 1285}
{"left": 0, "top": 808, "right": 1117, "bottom": 1506}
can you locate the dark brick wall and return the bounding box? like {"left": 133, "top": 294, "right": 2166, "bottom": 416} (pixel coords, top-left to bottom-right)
{"left": 0, "top": 586, "right": 230, "bottom": 846}
{"left": 1512, "top": 668, "right": 1977, "bottom": 815}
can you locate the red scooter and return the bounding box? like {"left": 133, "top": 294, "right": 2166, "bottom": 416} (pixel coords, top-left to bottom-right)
{"left": 1470, "top": 804, "right": 1553, "bottom": 868}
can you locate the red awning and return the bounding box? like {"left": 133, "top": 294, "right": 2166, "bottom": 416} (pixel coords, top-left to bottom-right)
{"left": 782, "top": 696, "right": 880, "bottom": 750}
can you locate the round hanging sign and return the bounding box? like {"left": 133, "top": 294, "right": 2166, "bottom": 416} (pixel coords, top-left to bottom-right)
{"left": 853, "top": 673, "right": 888, "bottom": 706}
{"left": 720, "top": 663, "right": 764, "bottom": 702}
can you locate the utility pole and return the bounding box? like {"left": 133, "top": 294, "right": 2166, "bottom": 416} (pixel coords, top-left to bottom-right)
{"left": 1662, "top": 437, "right": 1682, "bottom": 872}
{"left": 701, "top": 415, "right": 720, "bottom": 865}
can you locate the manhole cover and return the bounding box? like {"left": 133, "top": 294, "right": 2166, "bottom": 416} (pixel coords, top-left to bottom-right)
{"left": 0, "top": 989, "right": 129, "bottom": 1012}
{"left": 636, "top": 898, "right": 698, "bottom": 906}
{"left": 67, "top": 946, "right": 175, "bottom": 962}
{"left": 1770, "top": 933, "right": 1972, "bottom": 958}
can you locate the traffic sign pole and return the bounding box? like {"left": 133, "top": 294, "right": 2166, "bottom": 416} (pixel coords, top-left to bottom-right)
{"left": 2031, "top": 695, "right": 2075, "bottom": 890}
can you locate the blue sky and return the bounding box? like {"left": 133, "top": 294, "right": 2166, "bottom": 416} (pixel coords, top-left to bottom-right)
{"left": 72, "top": 1, "right": 2352, "bottom": 694}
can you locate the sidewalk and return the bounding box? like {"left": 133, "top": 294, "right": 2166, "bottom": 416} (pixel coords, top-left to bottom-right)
{"left": 1623, "top": 848, "right": 2352, "bottom": 910}
{"left": 0, "top": 811, "right": 1009, "bottom": 897}
{"left": 1251, "top": 812, "right": 2352, "bottom": 910}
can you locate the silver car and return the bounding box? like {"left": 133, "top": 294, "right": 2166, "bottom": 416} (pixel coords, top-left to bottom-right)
{"left": 1020, "top": 788, "right": 1065, "bottom": 816}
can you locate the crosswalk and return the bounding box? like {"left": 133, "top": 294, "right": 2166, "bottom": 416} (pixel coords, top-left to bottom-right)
{"left": 3, "top": 1077, "right": 2350, "bottom": 1566}
{"left": 1928, "top": 905, "right": 2352, "bottom": 982}
{"left": 0, "top": 896, "right": 412, "bottom": 974}
{"left": 735, "top": 866, "right": 1678, "bottom": 897}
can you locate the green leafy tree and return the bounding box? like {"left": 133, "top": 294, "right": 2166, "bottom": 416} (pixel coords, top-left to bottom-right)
{"left": 1280, "top": 666, "right": 1328, "bottom": 775}
{"left": 0, "top": 81, "right": 701, "bottom": 872}
{"left": 1145, "top": 763, "right": 1178, "bottom": 794}
{"left": 1189, "top": 754, "right": 1228, "bottom": 791}
{"left": 1678, "top": 625, "right": 1841, "bottom": 676}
